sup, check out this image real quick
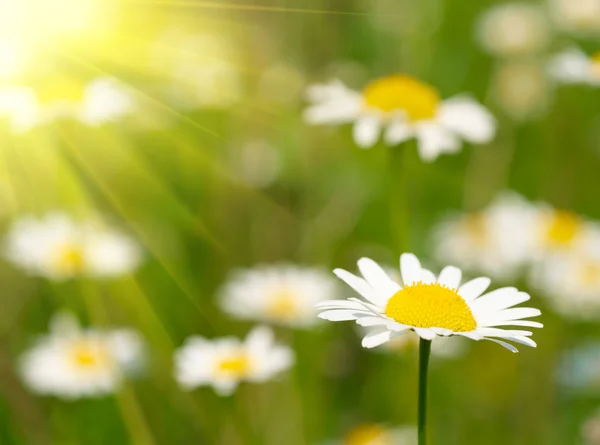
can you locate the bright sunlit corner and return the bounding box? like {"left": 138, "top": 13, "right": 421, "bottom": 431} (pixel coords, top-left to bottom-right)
{"left": 0, "top": 0, "right": 598, "bottom": 444}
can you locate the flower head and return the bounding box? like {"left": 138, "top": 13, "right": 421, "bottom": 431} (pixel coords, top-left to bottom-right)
{"left": 174, "top": 326, "right": 294, "bottom": 396}
{"left": 19, "top": 312, "right": 144, "bottom": 399}
{"left": 317, "top": 254, "right": 542, "bottom": 352}
{"left": 549, "top": 0, "right": 600, "bottom": 34}
{"left": 304, "top": 76, "right": 495, "bottom": 162}
{"left": 549, "top": 48, "right": 600, "bottom": 86}
{"left": 335, "top": 424, "right": 417, "bottom": 445}
{"left": 4, "top": 212, "right": 142, "bottom": 280}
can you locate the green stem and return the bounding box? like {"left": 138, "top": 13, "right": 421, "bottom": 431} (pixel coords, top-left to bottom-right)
{"left": 418, "top": 339, "right": 432, "bottom": 445}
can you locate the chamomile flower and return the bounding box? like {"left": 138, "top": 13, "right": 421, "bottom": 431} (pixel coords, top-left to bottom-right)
{"left": 304, "top": 76, "right": 496, "bottom": 162}
{"left": 548, "top": 48, "right": 600, "bottom": 86}
{"left": 476, "top": 3, "right": 550, "bottom": 57}
{"left": 174, "top": 326, "right": 294, "bottom": 396}
{"left": 316, "top": 254, "right": 542, "bottom": 352}
{"left": 0, "top": 76, "right": 134, "bottom": 133}
{"left": 219, "top": 265, "right": 338, "bottom": 328}
{"left": 532, "top": 206, "right": 590, "bottom": 255}
{"left": 548, "top": 0, "right": 600, "bottom": 35}
{"left": 4, "top": 212, "right": 142, "bottom": 280}
{"left": 19, "top": 312, "right": 144, "bottom": 399}
{"left": 432, "top": 193, "right": 539, "bottom": 281}
{"left": 331, "top": 424, "right": 417, "bottom": 445}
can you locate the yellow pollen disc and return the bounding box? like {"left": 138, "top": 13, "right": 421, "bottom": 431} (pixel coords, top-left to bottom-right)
{"left": 267, "top": 291, "right": 299, "bottom": 320}
{"left": 385, "top": 282, "right": 477, "bottom": 332}
{"left": 216, "top": 354, "right": 250, "bottom": 378}
{"left": 70, "top": 340, "right": 110, "bottom": 369}
{"left": 344, "top": 424, "right": 390, "bottom": 445}
{"left": 53, "top": 244, "right": 86, "bottom": 275}
{"left": 546, "top": 210, "right": 581, "bottom": 246}
{"left": 362, "top": 74, "right": 440, "bottom": 121}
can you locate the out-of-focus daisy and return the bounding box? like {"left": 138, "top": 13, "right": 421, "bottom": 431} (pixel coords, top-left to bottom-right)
{"left": 432, "top": 193, "right": 539, "bottom": 281}
{"left": 583, "top": 409, "right": 600, "bottom": 445}
{"left": 220, "top": 265, "right": 338, "bottom": 328}
{"left": 0, "top": 76, "right": 134, "bottom": 133}
{"left": 548, "top": 0, "right": 600, "bottom": 35}
{"left": 174, "top": 326, "right": 294, "bottom": 396}
{"left": 476, "top": 3, "right": 550, "bottom": 57}
{"left": 19, "top": 312, "right": 144, "bottom": 399}
{"left": 548, "top": 48, "right": 600, "bottom": 86}
{"left": 304, "top": 75, "right": 496, "bottom": 162}
{"left": 317, "top": 253, "right": 542, "bottom": 351}
{"left": 532, "top": 207, "right": 590, "bottom": 255}
{"left": 490, "top": 60, "right": 551, "bottom": 121}
{"left": 330, "top": 423, "right": 417, "bottom": 445}
{"left": 4, "top": 212, "right": 142, "bottom": 280}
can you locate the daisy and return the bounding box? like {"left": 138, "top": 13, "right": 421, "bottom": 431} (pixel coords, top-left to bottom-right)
{"left": 19, "top": 312, "right": 144, "bottom": 399}
{"left": 475, "top": 3, "right": 550, "bottom": 57}
{"left": 432, "top": 193, "right": 539, "bottom": 281}
{"left": 548, "top": 48, "right": 600, "bottom": 86}
{"left": 548, "top": 0, "right": 600, "bottom": 35}
{"left": 174, "top": 326, "right": 294, "bottom": 396}
{"left": 531, "top": 206, "right": 591, "bottom": 255}
{"left": 316, "top": 253, "right": 542, "bottom": 352}
{"left": 331, "top": 424, "right": 416, "bottom": 445}
{"left": 0, "top": 76, "right": 134, "bottom": 133}
{"left": 219, "top": 264, "right": 338, "bottom": 328}
{"left": 303, "top": 75, "right": 496, "bottom": 162}
{"left": 4, "top": 212, "right": 142, "bottom": 280}
{"left": 363, "top": 328, "right": 467, "bottom": 359}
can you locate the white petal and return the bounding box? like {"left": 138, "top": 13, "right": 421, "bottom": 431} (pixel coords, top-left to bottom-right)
{"left": 437, "top": 266, "right": 462, "bottom": 289}
{"left": 361, "top": 328, "right": 393, "bottom": 348}
{"left": 548, "top": 49, "right": 592, "bottom": 84}
{"left": 384, "top": 119, "right": 413, "bottom": 145}
{"left": 353, "top": 114, "right": 381, "bottom": 149}
{"left": 485, "top": 338, "right": 519, "bottom": 353}
{"left": 488, "top": 307, "right": 542, "bottom": 322}
{"left": 414, "top": 328, "right": 436, "bottom": 340}
{"left": 471, "top": 289, "right": 530, "bottom": 313}
{"left": 419, "top": 269, "right": 437, "bottom": 284}
{"left": 357, "top": 257, "right": 401, "bottom": 301}
{"left": 400, "top": 253, "right": 422, "bottom": 286}
{"left": 482, "top": 320, "right": 543, "bottom": 328}
{"left": 415, "top": 122, "right": 460, "bottom": 162}
{"left": 459, "top": 277, "right": 491, "bottom": 301}
{"left": 355, "top": 317, "right": 390, "bottom": 327}
{"left": 437, "top": 96, "right": 496, "bottom": 144}
{"left": 333, "top": 269, "right": 382, "bottom": 306}
{"left": 317, "top": 309, "right": 371, "bottom": 321}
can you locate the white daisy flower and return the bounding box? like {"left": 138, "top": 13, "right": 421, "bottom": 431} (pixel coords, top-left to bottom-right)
{"left": 4, "top": 212, "right": 142, "bottom": 280}
{"left": 219, "top": 264, "right": 338, "bottom": 328}
{"left": 531, "top": 206, "right": 590, "bottom": 255}
{"left": 548, "top": 48, "right": 600, "bottom": 86}
{"left": 432, "top": 193, "right": 539, "bottom": 281}
{"left": 0, "top": 76, "right": 134, "bottom": 133}
{"left": 174, "top": 326, "right": 294, "bottom": 396}
{"left": 19, "top": 312, "right": 144, "bottom": 399}
{"left": 316, "top": 253, "right": 542, "bottom": 352}
{"left": 330, "top": 423, "right": 416, "bottom": 445}
{"left": 548, "top": 0, "right": 600, "bottom": 35}
{"left": 303, "top": 75, "right": 496, "bottom": 162}
{"left": 475, "top": 3, "right": 550, "bottom": 57}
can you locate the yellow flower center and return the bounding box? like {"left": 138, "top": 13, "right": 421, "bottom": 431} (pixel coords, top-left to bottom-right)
{"left": 69, "top": 340, "right": 111, "bottom": 369}
{"left": 344, "top": 424, "right": 391, "bottom": 445}
{"left": 53, "top": 244, "right": 86, "bottom": 276}
{"left": 591, "top": 52, "right": 600, "bottom": 79}
{"left": 463, "top": 212, "right": 488, "bottom": 246}
{"left": 362, "top": 74, "right": 440, "bottom": 121}
{"left": 385, "top": 282, "right": 477, "bottom": 332}
{"left": 546, "top": 210, "right": 581, "bottom": 246}
{"left": 267, "top": 291, "right": 300, "bottom": 321}
{"left": 216, "top": 354, "right": 251, "bottom": 378}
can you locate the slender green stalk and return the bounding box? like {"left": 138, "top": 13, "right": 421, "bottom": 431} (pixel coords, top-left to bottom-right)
{"left": 418, "top": 339, "right": 432, "bottom": 445}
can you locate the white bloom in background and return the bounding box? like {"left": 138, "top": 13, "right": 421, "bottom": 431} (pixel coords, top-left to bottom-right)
{"left": 531, "top": 206, "right": 591, "bottom": 256}
{"left": 19, "top": 312, "right": 144, "bottom": 399}
{"left": 317, "top": 254, "right": 542, "bottom": 351}
{"left": 490, "top": 60, "right": 551, "bottom": 121}
{"left": 174, "top": 326, "right": 294, "bottom": 396}
{"left": 432, "top": 193, "right": 539, "bottom": 281}
{"left": 230, "top": 141, "right": 281, "bottom": 189}
{"left": 220, "top": 265, "right": 338, "bottom": 328}
{"left": 548, "top": 48, "right": 600, "bottom": 86}
{"left": 0, "top": 76, "right": 134, "bottom": 133}
{"left": 476, "top": 3, "right": 550, "bottom": 57}
{"left": 304, "top": 76, "right": 496, "bottom": 162}
{"left": 4, "top": 212, "right": 142, "bottom": 280}
{"left": 329, "top": 423, "right": 417, "bottom": 445}
{"left": 548, "top": 0, "right": 600, "bottom": 34}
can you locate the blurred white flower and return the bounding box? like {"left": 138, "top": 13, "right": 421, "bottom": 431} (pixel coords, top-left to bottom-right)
{"left": 432, "top": 193, "right": 540, "bottom": 281}
{"left": 329, "top": 424, "right": 416, "bottom": 445}
{"left": 304, "top": 76, "right": 496, "bottom": 162}
{"left": 220, "top": 264, "right": 338, "bottom": 328}
{"left": 19, "top": 312, "right": 144, "bottom": 399}
{"left": 230, "top": 141, "right": 281, "bottom": 189}
{"left": 549, "top": 48, "right": 600, "bottom": 86}
{"left": 0, "top": 76, "right": 134, "bottom": 133}
{"left": 490, "top": 60, "right": 551, "bottom": 121}
{"left": 4, "top": 212, "right": 142, "bottom": 280}
{"left": 548, "top": 0, "right": 600, "bottom": 34}
{"left": 531, "top": 207, "right": 590, "bottom": 256}
{"left": 174, "top": 326, "right": 294, "bottom": 396}
{"left": 476, "top": 3, "right": 550, "bottom": 57}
